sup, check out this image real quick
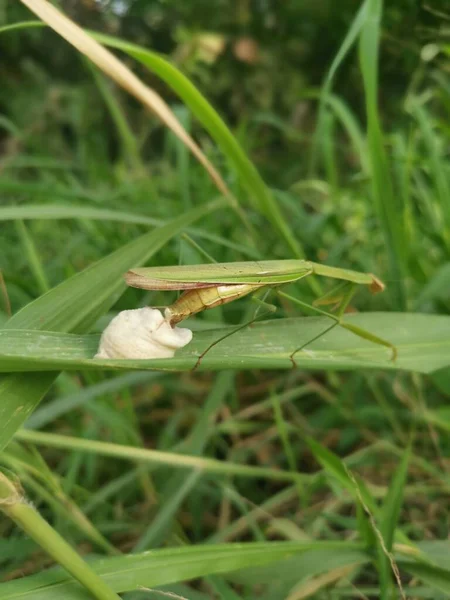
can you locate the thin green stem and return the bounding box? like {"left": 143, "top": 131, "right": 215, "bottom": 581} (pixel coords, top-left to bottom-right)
{"left": 0, "top": 474, "right": 120, "bottom": 600}
{"left": 15, "top": 220, "right": 49, "bottom": 295}
{"left": 16, "top": 429, "right": 305, "bottom": 486}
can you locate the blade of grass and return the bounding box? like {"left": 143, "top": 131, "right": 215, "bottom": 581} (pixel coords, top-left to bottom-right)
{"left": 0, "top": 541, "right": 366, "bottom": 599}
{"left": 85, "top": 60, "right": 143, "bottom": 174}
{"left": 1, "top": 455, "right": 117, "bottom": 555}
{"left": 0, "top": 473, "right": 121, "bottom": 600}
{"left": 377, "top": 449, "right": 410, "bottom": 600}
{"left": 0, "top": 204, "right": 259, "bottom": 257}
{"left": 14, "top": 220, "right": 50, "bottom": 295}
{"left": 90, "top": 32, "right": 304, "bottom": 260}
{"left": 309, "top": 0, "right": 370, "bottom": 174}
{"left": 16, "top": 429, "right": 305, "bottom": 486}
{"left": 2, "top": 312, "right": 450, "bottom": 374}
{"left": 133, "top": 372, "right": 235, "bottom": 551}
{"left": 410, "top": 101, "right": 450, "bottom": 249}
{"left": 358, "top": 0, "right": 407, "bottom": 308}
{"left": 399, "top": 561, "right": 450, "bottom": 596}
{"left": 305, "top": 437, "right": 376, "bottom": 512}
{"left": 25, "top": 372, "right": 161, "bottom": 430}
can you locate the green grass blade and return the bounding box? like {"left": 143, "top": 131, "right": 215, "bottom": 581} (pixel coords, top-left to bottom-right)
{"left": 305, "top": 437, "right": 376, "bottom": 512}
{"left": 0, "top": 541, "right": 365, "bottom": 599}
{"left": 26, "top": 372, "right": 161, "bottom": 430}
{"left": 0, "top": 20, "right": 45, "bottom": 34}
{"left": 84, "top": 31, "right": 305, "bottom": 259}
{"left": 411, "top": 101, "right": 450, "bottom": 248}
{"left": 358, "top": 0, "right": 407, "bottom": 308}
{"left": 14, "top": 220, "right": 50, "bottom": 295}
{"left": 133, "top": 470, "right": 202, "bottom": 551}
{"left": 378, "top": 449, "right": 411, "bottom": 599}
{"left": 0, "top": 204, "right": 259, "bottom": 256}
{"left": 86, "top": 60, "right": 143, "bottom": 173}
{"left": 15, "top": 429, "right": 304, "bottom": 486}
{"left": 1, "top": 313, "right": 449, "bottom": 374}
{"left": 0, "top": 199, "right": 225, "bottom": 450}
{"left": 381, "top": 449, "right": 410, "bottom": 551}
{"left": 134, "top": 372, "right": 234, "bottom": 550}
{"left": 0, "top": 474, "right": 120, "bottom": 600}
{"left": 399, "top": 561, "right": 450, "bottom": 596}
{"left": 309, "top": 0, "right": 369, "bottom": 174}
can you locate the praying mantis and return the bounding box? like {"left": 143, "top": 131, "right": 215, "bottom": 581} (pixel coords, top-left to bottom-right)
{"left": 125, "top": 259, "right": 397, "bottom": 366}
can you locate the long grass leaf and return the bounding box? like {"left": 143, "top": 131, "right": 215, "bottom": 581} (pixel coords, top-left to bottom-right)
{"left": 0, "top": 541, "right": 364, "bottom": 599}
{"left": 1, "top": 313, "right": 448, "bottom": 374}
{"left": 378, "top": 449, "right": 410, "bottom": 599}
{"left": 358, "top": 0, "right": 407, "bottom": 308}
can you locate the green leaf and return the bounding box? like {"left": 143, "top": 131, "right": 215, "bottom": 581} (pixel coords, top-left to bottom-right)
{"left": 0, "top": 199, "right": 225, "bottom": 451}
{"left": 305, "top": 437, "right": 376, "bottom": 511}
{"left": 358, "top": 0, "right": 407, "bottom": 308}
{"left": 0, "top": 541, "right": 364, "bottom": 599}
{"left": 1, "top": 313, "right": 449, "bottom": 374}
{"left": 431, "top": 367, "right": 450, "bottom": 397}
{"left": 399, "top": 560, "right": 450, "bottom": 596}
{"left": 0, "top": 203, "right": 259, "bottom": 256}
{"left": 377, "top": 450, "right": 410, "bottom": 599}
{"left": 310, "top": 0, "right": 369, "bottom": 173}
{"left": 381, "top": 449, "right": 410, "bottom": 551}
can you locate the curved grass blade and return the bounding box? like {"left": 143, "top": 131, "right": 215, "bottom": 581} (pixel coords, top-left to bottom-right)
{"left": 90, "top": 32, "right": 303, "bottom": 259}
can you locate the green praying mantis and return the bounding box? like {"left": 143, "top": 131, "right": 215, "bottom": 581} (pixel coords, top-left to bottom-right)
{"left": 125, "top": 259, "right": 397, "bottom": 367}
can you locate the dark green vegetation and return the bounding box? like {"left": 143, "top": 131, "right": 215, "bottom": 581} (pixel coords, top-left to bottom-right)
{"left": 1, "top": 1, "right": 450, "bottom": 598}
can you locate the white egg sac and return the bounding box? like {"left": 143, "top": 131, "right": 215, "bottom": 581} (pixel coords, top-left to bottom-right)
{"left": 95, "top": 307, "right": 193, "bottom": 359}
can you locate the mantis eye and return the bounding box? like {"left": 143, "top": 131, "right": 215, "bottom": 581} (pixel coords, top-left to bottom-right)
{"left": 95, "top": 307, "right": 192, "bottom": 359}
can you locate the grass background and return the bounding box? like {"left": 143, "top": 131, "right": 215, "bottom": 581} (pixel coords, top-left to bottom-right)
{"left": 0, "top": 0, "right": 450, "bottom": 598}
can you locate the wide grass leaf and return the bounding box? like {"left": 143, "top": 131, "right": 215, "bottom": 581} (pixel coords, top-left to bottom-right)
{"left": 0, "top": 199, "right": 225, "bottom": 450}
{"left": 0, "top": 541, "right": 364, "bottom": 599}
{"left": 0, "top": 313, "right": 449, "bottom": 373}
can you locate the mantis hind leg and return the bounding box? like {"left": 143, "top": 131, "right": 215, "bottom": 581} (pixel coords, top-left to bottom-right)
{"left": 277, "top": 284, "right": 397, "bottom": 368}
{"left": 191, "top": 290, "right": 276, "bottom": 372}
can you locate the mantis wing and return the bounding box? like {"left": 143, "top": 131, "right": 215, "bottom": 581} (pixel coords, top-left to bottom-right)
{"left": 125, "top": 260, "right": 313, "bottom": 290}
{"left": 125, "top": 259, "right": 384, "bottom": 293}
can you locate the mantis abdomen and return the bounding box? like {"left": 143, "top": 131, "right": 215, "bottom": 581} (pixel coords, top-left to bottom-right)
{"left": 165, "top": 283, "right": 264, "bottom": 326}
